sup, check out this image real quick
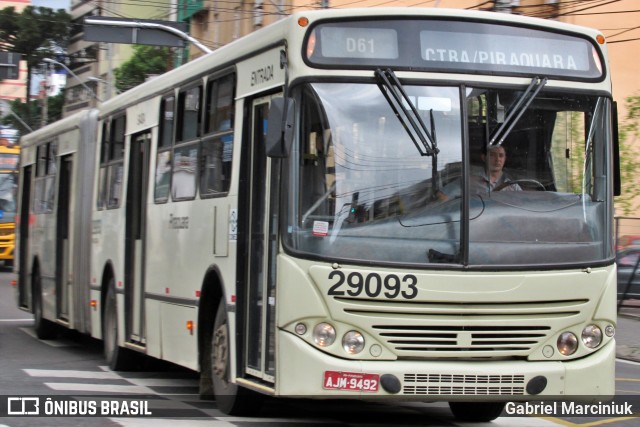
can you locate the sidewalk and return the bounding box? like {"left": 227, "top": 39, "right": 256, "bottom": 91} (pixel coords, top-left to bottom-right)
{"left": 616, "top": 300, "right": 640, "bottom": 362}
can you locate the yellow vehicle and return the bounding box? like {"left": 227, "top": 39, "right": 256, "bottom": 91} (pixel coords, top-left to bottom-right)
{"left": 0, "top": 144, "right": 19, "bottom": 267}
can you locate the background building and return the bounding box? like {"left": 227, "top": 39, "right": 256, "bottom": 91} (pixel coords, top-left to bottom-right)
{"left": 65, "top": 0, "right": 175, "bottom": 114}
{"left": 0, "top": 0, "right": 30, "bottom": 118}
{"left": 19, "top": 0, "right": 640, "bottom": 228}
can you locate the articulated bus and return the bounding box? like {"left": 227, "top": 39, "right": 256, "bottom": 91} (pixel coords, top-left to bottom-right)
{"left": 0, "top": 144, "right": 19, "bottom": 268}
{"left": 16, "top": 8, "right": 619, "bottom": 422}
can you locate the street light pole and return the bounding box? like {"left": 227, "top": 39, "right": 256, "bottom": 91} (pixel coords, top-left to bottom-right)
{"left": 43, "top": 58, "right": 102, "bottom": 102}
{"left": 7, "top": 109, "right": 33, "bottom": 133}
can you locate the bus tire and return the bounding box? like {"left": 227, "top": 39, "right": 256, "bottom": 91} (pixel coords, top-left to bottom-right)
{"left": 448, "top": 401, "right": 505, "bottom": 422}
{"left": 33, "top": 268, "right": 57, "bottom": 340}
{"left": 103, "top": 280, "right": 133, "bottom": 371}
{"left": 211, "top": 300, "right": 263, "bottom": 415}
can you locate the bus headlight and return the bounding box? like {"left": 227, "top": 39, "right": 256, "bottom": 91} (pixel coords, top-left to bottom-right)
{"left": 342, "top": 331, "right": 365, "bottom": 354}
{"left": 557, "top": 332, "right": 578, "bottom": 356}
{"left": 605, "top": 324, "right": 615, "bottom": 337}
{"left": 313, "top": 323, "right": 336, "bottom": 347}
{"left": 581, "top": 325, "right": 603, "bottom": 349}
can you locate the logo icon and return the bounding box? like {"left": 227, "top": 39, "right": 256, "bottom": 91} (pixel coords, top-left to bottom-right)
{"left": 7, "top": 397, "right": 40, "bottom": 415}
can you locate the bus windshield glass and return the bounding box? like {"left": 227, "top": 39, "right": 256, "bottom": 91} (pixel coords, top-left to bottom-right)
{"left": 284, "top": 82, "right": 612, "bottom": 267}
{"left": 0, "top": 153, "right": 18, "bottom": 219}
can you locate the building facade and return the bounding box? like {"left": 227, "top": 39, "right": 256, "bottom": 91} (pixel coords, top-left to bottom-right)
{"left": 0, "top": 0, "right": 30, "bottom": 118}
{"left": 65, "top": 0, "right": 175, "bottom": 115}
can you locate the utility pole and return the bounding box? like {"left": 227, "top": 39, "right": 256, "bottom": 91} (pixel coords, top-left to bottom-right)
{"left": 41, "top": 63, "right": 49, "bottom": 128}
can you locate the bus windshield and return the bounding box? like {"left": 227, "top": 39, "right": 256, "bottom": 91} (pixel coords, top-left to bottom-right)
{"left": 0, "top": 153, "right": 18, "bottom": 220}
{"left": 284, "top": 81, "right": 612, "bottom": 267}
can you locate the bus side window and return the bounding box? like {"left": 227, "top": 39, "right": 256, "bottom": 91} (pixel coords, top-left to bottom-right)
{"left": 34, "top": 142, "right": 53, "bottom": 214}
{"left": 98, "top": 115, "right": 126, "bottom": 209}
{"left": 201, "top": 73, "right": 235, "bottom": 196}
{"left": 177, "top": 86, "right": 202, "bottom": 143}
{"left": 155, "top": 95, "right": 174, "bottom": 203}
{"left": 45, "top": 141, "right": 57, "bottom": 212}
{"left": 172, "top": 85, "right": 202, "bottom": 201}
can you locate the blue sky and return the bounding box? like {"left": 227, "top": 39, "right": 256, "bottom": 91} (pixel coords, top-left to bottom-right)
{"left": 32, "top": 0, "right": 70, "bottom": 10}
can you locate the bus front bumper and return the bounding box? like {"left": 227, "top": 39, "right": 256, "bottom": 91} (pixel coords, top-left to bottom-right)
{"left": 276, "top": 331, "right": 616, "bottom": 400}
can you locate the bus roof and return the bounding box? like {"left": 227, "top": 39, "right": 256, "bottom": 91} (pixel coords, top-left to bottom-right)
{"left": 96, "top": 8, "right": 608, "bottom": 115}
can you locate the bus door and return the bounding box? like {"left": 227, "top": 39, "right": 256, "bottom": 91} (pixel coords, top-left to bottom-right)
{"left": 124, "top": 131, "right": 151, "bottom": 344}
{"left": 17, "top": 165, "right": 32, "bottom": 308}
{"left": 55, "top": 155, "right": 72, "bottom": 320}
{"left": 244, "top": 95, "right": 281, "bottom": 383}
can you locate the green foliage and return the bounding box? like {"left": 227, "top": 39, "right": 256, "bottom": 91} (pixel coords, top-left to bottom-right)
{"left": 0, "top": 6, "right": 71, "bottom": 67}
{"left": 46, "top": 90, "right": 66, "bottom": 123}
{"left": 0, "top": 98, "right": 38, "bottom": 133}
{"left": 616, "top": 95, "right": 640, "bottom": 216}
{"left": 114, "top": 45, "right": 171, "bottom": 92}
{"left": 0, "top": 5, "right": 71, "bottom": 128}
{"left": 0, "top": 92, "right": 65, "bottom": 132}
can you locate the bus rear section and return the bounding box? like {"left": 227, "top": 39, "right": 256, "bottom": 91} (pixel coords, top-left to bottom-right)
{"left": 15, "top": 109, "right": 98, "bottom": 338}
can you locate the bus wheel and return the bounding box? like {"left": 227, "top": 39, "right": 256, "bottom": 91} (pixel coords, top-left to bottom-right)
{"left": 33, "top": 269, "right": 57, "bottom": 340}
{"left": 449, "top": 401, "right": 505, "bottom": 422}
{"left": 211, "top": 300, "right": 263, "bottom": 415}
{"left": 103, "top": 280, "right": 133, "bottom": 371}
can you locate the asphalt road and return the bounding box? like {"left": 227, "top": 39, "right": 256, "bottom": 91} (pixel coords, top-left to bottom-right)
{"left": 2, "top": 270, "right": 640, "bottom": 427}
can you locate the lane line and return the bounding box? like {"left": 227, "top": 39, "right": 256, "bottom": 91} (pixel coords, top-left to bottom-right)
{"left": 25, "top": 369, "right": 121, "bottom": 379}
{"left": 44, "top": 382, "right": 154, "bottom": 394}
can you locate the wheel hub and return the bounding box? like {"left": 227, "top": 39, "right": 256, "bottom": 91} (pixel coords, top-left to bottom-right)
{"left": 212, "top": 324, "right": 228, "bottom": 379}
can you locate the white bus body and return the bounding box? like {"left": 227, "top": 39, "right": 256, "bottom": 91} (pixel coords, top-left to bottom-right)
{"left": 16, "top": 8, "right": 618, "bottom": 422}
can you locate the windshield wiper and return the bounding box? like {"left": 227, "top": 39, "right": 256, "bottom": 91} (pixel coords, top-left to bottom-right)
{"left": 375, "top": 68, "right": 439, "bottom": 157}
{"left": 375, "top": 68, "right": 441, "bottom": 198}
{"left": 489, "top": 76, "right": 547, "bottom": 147}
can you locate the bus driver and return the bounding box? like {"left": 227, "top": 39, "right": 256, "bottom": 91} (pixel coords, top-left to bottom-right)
{"left": 474, "top": 145, "right": 522, "bottom": 192}
{"left": 438, "top": 144, "right": 521, "bottom": 200}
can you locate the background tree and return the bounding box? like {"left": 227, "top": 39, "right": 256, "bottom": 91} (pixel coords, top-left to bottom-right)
{"left": 0, "top": 91, "right": 65, "bottom": 133}
{"left": 114, "top": 45, "right": 171, "bottom": 93}
{"left": 0, "top": 5, "right": 71, "bottom": 129}
{"left": 616, "top": 95, "right": 640, "bottom": 216}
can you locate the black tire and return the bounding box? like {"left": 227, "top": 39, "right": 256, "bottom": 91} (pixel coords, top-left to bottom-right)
{"left": 32, "top": 269, "right": 57, "bottom": 340}
{"left": 449, "top": 401, "right": 505, "bottom": 422}
{"left": 211, "top": 300, "right": 263, "bottom": 415}
{"left": 103, "top": 279, "right": 133, "bottom": 371}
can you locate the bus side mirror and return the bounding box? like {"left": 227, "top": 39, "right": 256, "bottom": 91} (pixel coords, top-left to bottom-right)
{"left": 266, "top": 97, "right": 295, "bottom": 158}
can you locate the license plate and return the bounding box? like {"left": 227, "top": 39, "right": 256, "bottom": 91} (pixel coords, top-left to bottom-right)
{"left": 323, "top": 371, "right": 379, "bottom": 392}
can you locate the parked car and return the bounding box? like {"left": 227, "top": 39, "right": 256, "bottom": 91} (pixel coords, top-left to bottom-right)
{"left": 617, "top": 246, "right": 640, "bottom": 300}
{"left": 616, "top": 234, "right": 640, "bottom": 251}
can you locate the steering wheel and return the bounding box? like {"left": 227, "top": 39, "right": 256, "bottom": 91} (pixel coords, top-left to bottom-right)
{"left": 493, "top": 179, "right": 546, "bottom": 192}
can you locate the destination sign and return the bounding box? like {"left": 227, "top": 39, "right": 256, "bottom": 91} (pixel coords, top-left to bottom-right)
{"left": 319, "top": 27, "right": 398, "bottom": 59}
{"left": 420, "top": 30, "right": 590, "bottom": 74}
{"left": 305, "top": 19, "right": 603, "bottom": 80}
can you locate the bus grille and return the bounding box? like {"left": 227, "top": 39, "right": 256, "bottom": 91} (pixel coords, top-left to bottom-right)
{"left": 403, "top": 374, "right": 525, "bottom": 395}
{"left": 373, "top": 325, "right": 550, "bottom": 355}
{"left": 337, "top": 297, "right": 589, "bottom": 358}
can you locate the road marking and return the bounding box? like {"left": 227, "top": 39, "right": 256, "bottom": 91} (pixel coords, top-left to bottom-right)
{"left": 44, "top": 382, "right": 154, "bottom": 394}
{"left": 538, "top": 416, "right": 638, "bottom": 427}
{"left": 126, "top": 378, "right": 197, "bottom": 387}
{"left": 24, "top": 369, "right": 121, "bottom": 379}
